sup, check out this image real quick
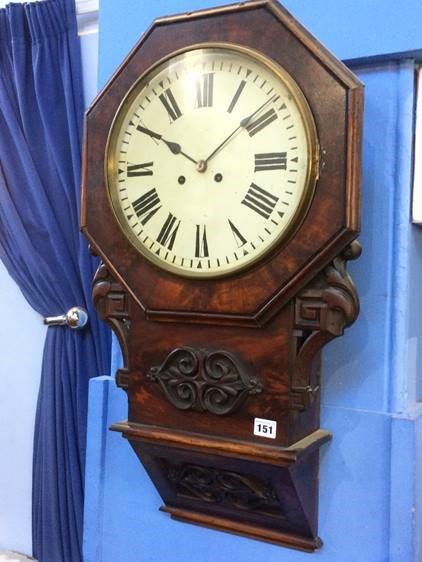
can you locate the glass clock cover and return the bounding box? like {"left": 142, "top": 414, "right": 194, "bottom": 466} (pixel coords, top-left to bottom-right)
{"left": 107, "top": 45, "right": 319, "bottom": 278}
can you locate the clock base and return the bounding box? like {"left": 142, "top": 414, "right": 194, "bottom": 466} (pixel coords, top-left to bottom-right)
{"left": 160, "top": 505, "right": 323, "bottom": 552}
{"left": 111, "top": 422, "right": 331, "bottom": 551}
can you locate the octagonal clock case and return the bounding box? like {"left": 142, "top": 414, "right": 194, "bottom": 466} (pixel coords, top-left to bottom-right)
{"left": 81, "top": 0, "right": 363, "bottom": 552}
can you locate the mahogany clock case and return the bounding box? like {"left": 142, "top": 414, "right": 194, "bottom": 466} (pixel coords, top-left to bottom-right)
{"left": 82, "top": 0, "right": 363, "bottom": 553}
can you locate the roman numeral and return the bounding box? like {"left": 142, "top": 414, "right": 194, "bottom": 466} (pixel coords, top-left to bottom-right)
{"left": 241, "top": 183, "right": 279, "bottom": 219}
{"left": 156, "top": 213, "right": 180, "bottom": 250}
{"left": 228, "top": 219, "right": 247, "bottom": 248}
{"left": 227, "top": 80, "right": 246, "bottom": 113}
{"left": 195, "top": 73, "right": 214, "bottom": 108}
{"left": 159, "top": 88, "right": 182, "bottom": 122}
{"left": 195, "top": 224, "right": 209, "bottom": 258}
{"left": 254, "top": 152, "right": 287, "bottom": 172}
{"left": 246, "top": 108, "right": 278, "bottom": 137}
{"left": 132, "top": 188, "right": 161, "bottom": 225}
{"left": 127, "top": 162, "right": 154, "bottom": 177}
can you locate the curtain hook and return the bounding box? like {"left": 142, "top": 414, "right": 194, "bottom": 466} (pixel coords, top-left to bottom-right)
{"left": 44, "top": 307, "right": 88, "bottom": 329}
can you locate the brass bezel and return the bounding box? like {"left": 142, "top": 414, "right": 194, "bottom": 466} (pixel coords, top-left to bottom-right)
{"left": 105, "top": 43, "right": 320, "bottom": 279}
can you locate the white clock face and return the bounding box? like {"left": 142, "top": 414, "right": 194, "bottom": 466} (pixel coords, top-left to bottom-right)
{"left": 107, "top": 46, "right": 318, "bottom": 278}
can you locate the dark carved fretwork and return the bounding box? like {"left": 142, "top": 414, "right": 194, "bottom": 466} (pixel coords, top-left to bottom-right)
{"left": 92, "top": 261, "right": 131, "bottom": 388}
{"left": 147, "top": 347, "right": 263, "bottom": 415}
{"left": 164, "top": 461, "right": 284, "bottom": 518}
{"left": 291, "top": 241, "right": 361, "bottom": 411}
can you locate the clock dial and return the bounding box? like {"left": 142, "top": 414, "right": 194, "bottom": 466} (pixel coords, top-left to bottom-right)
{"left": 107, "top": 46, "right": 318, "bottom": 277}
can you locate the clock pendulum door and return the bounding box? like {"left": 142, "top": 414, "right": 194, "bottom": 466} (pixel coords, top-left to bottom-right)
{"left": 82, "top": 0, "right": 363, "bottom": 552}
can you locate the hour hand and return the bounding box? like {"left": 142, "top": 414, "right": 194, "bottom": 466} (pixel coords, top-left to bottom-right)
{"left": 137, "top": 124, "right": 198, "bottom": 165}
{"left": 137, "top": 124, "right": 162, "bottom": 142}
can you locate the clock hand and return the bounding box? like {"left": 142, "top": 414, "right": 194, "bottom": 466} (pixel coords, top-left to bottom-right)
{"left": 204, "top": 95, "right": 277, "bottom": 164}
{"left": 164, "top": 140, "right": 198, "bottom": 165}
{"left": 137, "top": 124, "right": 198, "bottom": 165}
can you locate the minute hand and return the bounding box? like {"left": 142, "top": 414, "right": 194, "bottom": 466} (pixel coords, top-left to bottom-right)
{"left": 137, "top": 124, "right": 198, "bottom": 165}
{"left": 204, "top": 95, "right": 277, "bottom": 164}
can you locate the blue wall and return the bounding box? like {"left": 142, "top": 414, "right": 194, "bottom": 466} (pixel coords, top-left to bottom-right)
{"left": 84, "top": 1, "right": 422, "bottom": 561}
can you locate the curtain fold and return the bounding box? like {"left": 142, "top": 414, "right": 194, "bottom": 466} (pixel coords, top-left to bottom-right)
{"left": 0, "top": 2, "right": 111, "bottom": 561}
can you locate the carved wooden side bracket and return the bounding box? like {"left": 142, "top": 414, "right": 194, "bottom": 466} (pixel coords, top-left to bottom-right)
{"left": 147, "top": 347, "right": 263, "bottom": 415}
{"left": 92, "top": 261, "right": 131, "bottom": 388}
{"left": 292, "top": 241, "right": 361, "bottom": 410}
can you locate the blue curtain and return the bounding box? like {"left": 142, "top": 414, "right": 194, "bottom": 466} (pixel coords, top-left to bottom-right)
{"left": 0, "top": 1, "right": 111, "bottom": 561}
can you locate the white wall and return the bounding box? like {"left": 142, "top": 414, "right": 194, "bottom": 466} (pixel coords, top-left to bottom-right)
{"left": 0, "top": 1, "right": 99, "bottom": 553}
{"left": 0, "top": 264, "right": 45, "bottom": 554}
{"left": 80, "top": 30, "right": 99, "bottom": 107}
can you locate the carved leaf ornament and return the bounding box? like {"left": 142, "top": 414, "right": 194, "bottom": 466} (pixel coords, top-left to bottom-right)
{"left": 165, "top": 461, "right": 283, "bottom": 517}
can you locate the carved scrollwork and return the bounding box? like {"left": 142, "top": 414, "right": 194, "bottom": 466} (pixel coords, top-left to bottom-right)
{"left": 147, "top": 347, "right": 262, "bottom": 415}
{"left": 92, "top": 261, "right": 131, "bottom": 388}
{"left": 291, "top": 241, "right": 361, "bottom": 411}
{"left": 295, "top": 240, "right": 361, "bottom": 336}
{"left": 164, "top": 461, "right": 284, "bottom": 518}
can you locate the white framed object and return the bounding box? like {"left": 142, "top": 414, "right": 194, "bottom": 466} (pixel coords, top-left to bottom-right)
{"left": 412, "top": 66, "right": 422, "bottom": 223}
{"left": 76, "top": 0, "right": 98, "bottom": 36}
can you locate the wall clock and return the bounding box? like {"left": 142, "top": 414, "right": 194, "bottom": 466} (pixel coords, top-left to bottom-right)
{"left": 82, "top": 0, "right": 363, "bottom": 552}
